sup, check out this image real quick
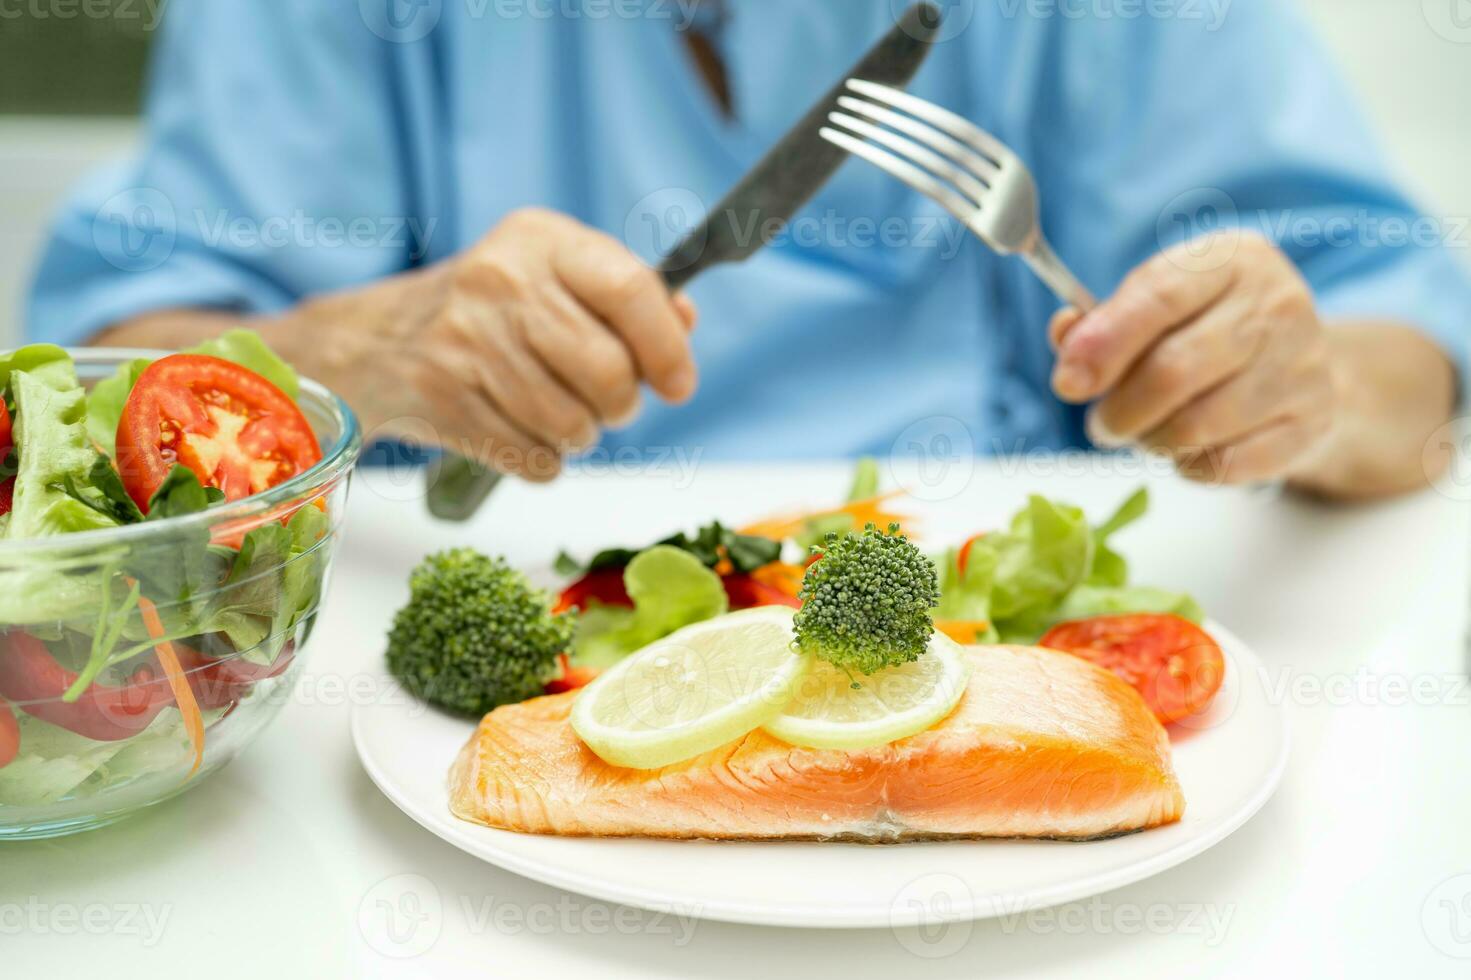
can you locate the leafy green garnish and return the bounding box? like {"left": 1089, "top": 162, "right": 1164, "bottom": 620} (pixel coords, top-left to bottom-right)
{"left": 145, "top": 465, "right": 228, "bottom": 520}
{"left": 82, "top": 357, "right": 148, "bottom": 457}
{"left": 570, "top": 545, "right": 729, "bottom": 668}
{"left": 933, "top": 541, "right": 999, "bottom": 644}
{"left": 846, "top": 457, "right": 880, "bottom": 502}
{"left": 936, "top": 489, "right": 1201, "bottom": 645}
{"left": 556, "top": 521, "right": 781, "bottom": 578}
{"left": 6, "top": 354, "right": 122, "bottom": 542}
{"left": 203, "top": 505, "right": 330, "bottom": 664}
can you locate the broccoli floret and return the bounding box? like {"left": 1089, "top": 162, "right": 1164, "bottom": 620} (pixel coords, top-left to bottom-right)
{"left": 386, "top": 549, "right": 575, "bottom": 715}
{"left": 793, "top": 523, "right": 939, "bottom": 675}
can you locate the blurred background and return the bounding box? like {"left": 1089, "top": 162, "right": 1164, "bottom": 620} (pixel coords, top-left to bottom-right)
{"left": 2, "top": 0, "right": 1469, "bottom": 348}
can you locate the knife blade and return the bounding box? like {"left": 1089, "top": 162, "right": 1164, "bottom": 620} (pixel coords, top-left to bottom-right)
{"left": 659, "top": 2, "right": 942, "bottom": 287}
{"left": 426, "top": 3, "right": 942, "bottom": 521}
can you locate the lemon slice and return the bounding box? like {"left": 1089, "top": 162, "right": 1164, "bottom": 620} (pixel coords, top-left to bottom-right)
{"left": 763, "top": 633, "right": 972, "bottom": 750}
{"left": 570, "top": 606, "right": 810, "bottom": 770}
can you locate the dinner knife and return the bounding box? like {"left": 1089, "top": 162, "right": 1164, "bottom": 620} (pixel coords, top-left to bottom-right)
{"left": 426, "top": 3, "right": 942, "bottom": 521}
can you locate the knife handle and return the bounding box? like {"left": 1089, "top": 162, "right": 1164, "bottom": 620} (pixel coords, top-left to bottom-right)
{"left": 659, "top": 262, "right": 698, "bottom": 292}
{"left": 658, "top": 234, "right": 722, "bottom": 291}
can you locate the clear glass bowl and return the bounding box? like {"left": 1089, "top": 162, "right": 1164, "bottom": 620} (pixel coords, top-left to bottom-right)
{"left": 0, "top": 349, "right": 361, "bottom": 839}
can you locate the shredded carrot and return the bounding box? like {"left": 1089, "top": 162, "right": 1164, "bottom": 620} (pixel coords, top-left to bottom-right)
{"left": 749, "top": 561, "right": 806, "bottom": 598}
{"left": 935, "top": 620, "right": 992, "bottom": 645}
{"left": 738, "top": 491, "right": 913, "bottom": 542}
{"left": 132, "top": 585, "right": 206, "bottom": 776}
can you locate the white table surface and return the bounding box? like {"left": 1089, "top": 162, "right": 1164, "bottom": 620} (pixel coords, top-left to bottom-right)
{"left": 6, "top": 459, "right": 1470, "bottom": 978}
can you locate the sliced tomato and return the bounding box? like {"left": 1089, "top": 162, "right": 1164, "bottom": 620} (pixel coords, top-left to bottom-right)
{"left": 0, "top": 698, "right": 17, "bottom": 769}
{"left": 116, "top": 354, "right": 321, "bottom": 512}
{"left": 1040, "top": 614, "right": 1225, "bottom": 724}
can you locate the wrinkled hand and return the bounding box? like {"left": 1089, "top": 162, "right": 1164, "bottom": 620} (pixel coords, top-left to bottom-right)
{"left": 356, "top": 208, "right": 697, "bottom": 480}
{"left": 1049, "top": 232, "right": 1335, "bottom": 484}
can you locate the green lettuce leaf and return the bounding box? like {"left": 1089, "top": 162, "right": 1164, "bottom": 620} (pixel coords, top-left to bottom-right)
{"left": 6, "top": 354, "right": 120, "bottom": 541}
{"left": 83, "top": 357, "right": 148, "bottom": 456}
{"left": 1087, "top": 487, "right": 1149, "bottom": 587}
{"left": 0, "top": 350, "right": 127, "bottom": 624}
{"left": 983, "top": 495, "right": 1094, "bottom": 622}
{"left": 570, "top": 545, "right": 729, "bottom": 668}
{"left": 198, "top": 504, "right": 331, "bottom": 665}
{"left": 931, "top": 543, "right": 999, "bottom": 644}
{"left": 1050, "top": 584, "right": 1204, "bottom": 625}
{"left": 935, "top": 488, "right": 1205, "bottom": 646}
{"left": 846, "top": 456, "right": 880, "bottom": 502}
{"left": 0, "top": 708, "right": 226, "bottom": 807}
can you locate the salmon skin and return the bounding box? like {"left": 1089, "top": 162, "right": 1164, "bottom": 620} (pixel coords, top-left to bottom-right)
{"left": 449, "top": 645, "right": 1184, "bottom": 842}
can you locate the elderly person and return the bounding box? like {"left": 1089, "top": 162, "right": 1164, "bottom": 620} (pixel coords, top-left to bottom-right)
{"left": 27, "top": 1, "right": 1469, "bottom": 499}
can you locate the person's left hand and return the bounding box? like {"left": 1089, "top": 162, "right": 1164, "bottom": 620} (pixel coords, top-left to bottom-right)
{"left": 1048, "top": 231, "right": 1336, "bottom": 484}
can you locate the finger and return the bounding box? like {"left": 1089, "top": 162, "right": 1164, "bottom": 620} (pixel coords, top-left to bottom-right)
{"left": 1175, "top": 414, "right": 1331, "bottom": 486}
{"left": 674, "top": 292, "right": 699, "bottom": 332}
{"left": 1143, "top": 348, "right": 1332, "bottom": 453}
{"left": 552, "top": 227, "right": 696, "bottom": 403}
{"left": 1047, "top": 306, "right": 1085, "bottom": 351}
{"left": 419, "top": 356, "right": 562, "bottom": 482}
{"left": 524, "top": 285, "right": 643, "bottom": 426}
{"left": 1085, "top": 289, "right": 1265, "bottom": 446}
{"left": 470, "top": 317, "right": 600, "bottom": 452}
{"left": 1053, "top": 236, "right": 1240, "bottom": 402}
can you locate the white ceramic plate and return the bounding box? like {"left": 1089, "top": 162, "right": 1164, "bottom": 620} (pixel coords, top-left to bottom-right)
{"left": 352, "top": 621, "right": 1287, "bottom": 929}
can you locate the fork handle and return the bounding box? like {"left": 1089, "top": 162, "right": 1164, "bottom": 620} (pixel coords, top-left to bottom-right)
{"left": 1023, "top": 236, "right": 1096, "bottom": 313}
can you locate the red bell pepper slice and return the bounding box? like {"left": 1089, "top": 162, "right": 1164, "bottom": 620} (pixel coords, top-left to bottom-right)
{"left": 544, "top": 653, "right": 599, "bottom": 695}
{"left": 553, "top": 566, "right": 632, "bottom": 613}
{"left": 0, "top": 698, "right": 17, "bottom": 769}
{"left": 0, "top": 399, "right": 14, "bottom": 517}
{"left": 720, "top": 573, "right": 801, "bottom": 610}
{"left": 0, "top": 631, "right": 173, "bottom": 741}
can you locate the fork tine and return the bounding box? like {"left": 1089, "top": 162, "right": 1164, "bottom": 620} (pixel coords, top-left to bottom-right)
{"left": 835, "top": 95, "right": 1001, "bottom": 183}
{"left": 846, "top": 78, "right": 1012, "bottom": 164}
{"left": 827, "top": 111, "right": 990, "bottom": 208}
{"left": 818, "top": 126, "right": 979, "bottom": 232}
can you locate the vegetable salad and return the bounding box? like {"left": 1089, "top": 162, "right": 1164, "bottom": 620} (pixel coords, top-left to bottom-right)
{"left": 0, "top": 333, "right": 331, "bottom": 806}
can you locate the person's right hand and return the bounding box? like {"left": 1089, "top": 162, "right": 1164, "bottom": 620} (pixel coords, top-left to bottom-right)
{"left": 296, "top": 207, "right": 698, "bottom": 481}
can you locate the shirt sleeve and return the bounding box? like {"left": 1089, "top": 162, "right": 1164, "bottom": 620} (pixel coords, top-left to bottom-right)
{"left": 1023, "top": 0, "right": 1471, "bottom": 384}
{"left": 25, "top": 0, "right": 426, "bottom": 346}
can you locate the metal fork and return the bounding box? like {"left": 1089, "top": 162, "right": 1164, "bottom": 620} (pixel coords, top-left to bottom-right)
{"left": 821, "top": 79, "right": 1096, "bottom": 313}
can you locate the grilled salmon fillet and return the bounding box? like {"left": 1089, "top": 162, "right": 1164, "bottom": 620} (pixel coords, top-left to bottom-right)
{"left": 449, "top": 645, "right": 1184, "bottom": 841}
